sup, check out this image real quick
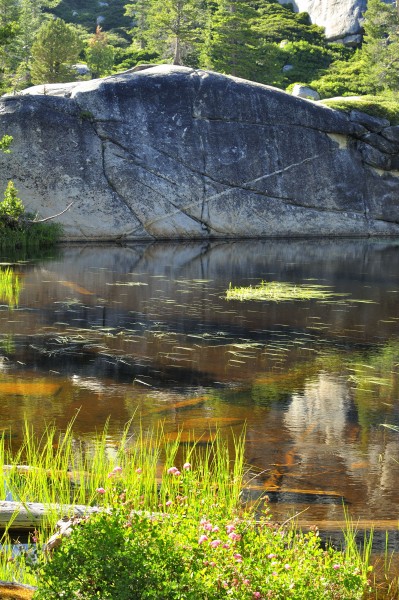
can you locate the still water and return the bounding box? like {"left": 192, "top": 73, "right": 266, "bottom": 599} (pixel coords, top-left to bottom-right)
{"left": 1, "top": 239, "right": 399, "bottom": 540}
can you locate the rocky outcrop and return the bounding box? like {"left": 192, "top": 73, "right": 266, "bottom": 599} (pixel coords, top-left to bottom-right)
{"left": 1, "top": 65, "right": 399, "bottom": 240}
{"left": 277, "top": 0, "right": 385, "bottom": 44}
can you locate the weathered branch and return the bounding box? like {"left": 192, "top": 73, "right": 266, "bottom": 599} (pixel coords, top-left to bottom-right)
{"left": 28, "top": 201, "right": 74, "bottom": 224}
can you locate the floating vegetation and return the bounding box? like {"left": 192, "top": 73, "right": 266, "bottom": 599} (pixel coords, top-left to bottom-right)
{"left": 226, "top": 281, "right": 346, "bottom": 302}
{"left": 0, "top": 266, "right": 22, "bottom": 308}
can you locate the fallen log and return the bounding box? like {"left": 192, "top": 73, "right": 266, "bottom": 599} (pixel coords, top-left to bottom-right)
{"left": 0, "top": 501, "right": 101, "bottom": 530}
{"left": 0, "top": 580, "right": 36, "bottom": 600}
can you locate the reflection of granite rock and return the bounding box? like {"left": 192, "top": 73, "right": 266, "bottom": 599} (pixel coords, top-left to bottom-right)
{"left": 1, "top": 65, "right": 399, "bottom": 240}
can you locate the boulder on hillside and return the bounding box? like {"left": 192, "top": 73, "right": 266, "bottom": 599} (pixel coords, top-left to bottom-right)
{"left": 277, "top": 0, "right": 368, "bottom": 42}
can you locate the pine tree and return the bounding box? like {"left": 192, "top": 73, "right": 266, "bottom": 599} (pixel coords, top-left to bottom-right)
{"left": 200, "top": 0, "right": 258, "bottom": 79}
{"left": 125, "top": 0, "right": 150, "bottom": 51}
{"left": 86, "top": 26, "right": 114, "bottom": 77}
{"left": 126, "top": 0, "right": 206, "bottom": 65}
{"left": 0, "top": 0, "right": 20, "bottom": 91}
{"left": 361, "top": 0, "right": 399, "bottom": 91}
{"left": 30, "top": 17, "right": 82, "bottom": 84}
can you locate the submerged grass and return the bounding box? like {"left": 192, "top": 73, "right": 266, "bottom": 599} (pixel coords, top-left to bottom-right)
{"left": 0, "top": 421, "right": 378, "bottom": 598}
{"left": 226, "top": 281, "right": 344, "bottom": 302}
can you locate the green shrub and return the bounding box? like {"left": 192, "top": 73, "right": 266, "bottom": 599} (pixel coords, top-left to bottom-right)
{"left": 310, "top": 51, "right": 370, "bottom": 99}
{"left": 0, "top": 181, "right": 24, "bottom": 223}
{"left": 33, "top": 464, "right": 371, "bottom": 600}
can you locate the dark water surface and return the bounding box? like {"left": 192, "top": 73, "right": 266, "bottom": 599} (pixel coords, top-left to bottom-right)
{"left": 1, "top": 239, "right": 399, "bottom": 542}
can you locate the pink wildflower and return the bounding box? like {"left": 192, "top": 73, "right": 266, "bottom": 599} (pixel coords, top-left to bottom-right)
{"left": 253, "top": 593, "right": 261, "bottom": 599}
{"left": 243, "top": 579, "right": 250, "bottom": 586}
{"left": 229, "top": 532, "right": 241, "bottom": 541}
{"left": 284, "top": 564, "right": 291, "bottom": 570}
{"left": 135, "top": 467, "right": 142, "bottom": 474}
{"left": 183, "top": 462, "right": 191, "bottom": 470}
{"left": 333, "top": 564, "right": 341, "bottom": 570}
{"left": 204, "top": 522, "right": 213, "bottom": 531}
{"left": 223, "top": 543, "right": 230, "bottom": 549}
{"left": 198, "top": 535, "right": 208, "bottom": 544}
{"left": 212, "top": 526, "right": 220, "bottom": 532}
{"left": 226, "top": 524, "right": 235, "bottom": 533}
{"left": 267, "top": 553, "right": 276, "bottom": 559}
{"left": 113, "top": 466, "right": 122, "bottom": 473}
{"left": 107, "top": 472, "right": 115, "bottom": 478}
{"left": 96, "top": 487, "right": 106, "bottom": 494}
{"left": 173, "top": 470, "right": 181, "bottom": 476}
{"left": 233, "top": 553, "right": 243, "bottom": 563}
{"left": 210, "top": 539, "right": 222, "bottom": 548}
{"left": 165, "top": 500, "right": 172, "bottom": 506}
{"left": 167, "top": 466, "right": 179, "bottom": 475}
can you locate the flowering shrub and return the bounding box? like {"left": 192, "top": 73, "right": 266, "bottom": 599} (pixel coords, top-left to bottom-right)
{"left": 33, "top": 462, "right": 371, "bottom": 600}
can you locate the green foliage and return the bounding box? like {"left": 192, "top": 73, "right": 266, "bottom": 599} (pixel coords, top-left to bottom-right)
{"left": 30, "top": 17, "right": 82, "bottom": 84}
{"left": 320, "top": 96, "right": 399, "bottom": 126}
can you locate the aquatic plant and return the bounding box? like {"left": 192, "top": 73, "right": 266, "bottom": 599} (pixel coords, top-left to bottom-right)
{"left": 226, "top": 281, "right": 343, "bottom": 302}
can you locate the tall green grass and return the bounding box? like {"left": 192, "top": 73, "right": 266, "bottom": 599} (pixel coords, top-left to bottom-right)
{"left": 0, "top": 221, "right": 63, "bottom": 251}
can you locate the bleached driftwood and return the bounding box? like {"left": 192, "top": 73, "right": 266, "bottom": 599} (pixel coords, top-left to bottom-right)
{"left": 0, "top": 501, "right": 101, "bottom": 530}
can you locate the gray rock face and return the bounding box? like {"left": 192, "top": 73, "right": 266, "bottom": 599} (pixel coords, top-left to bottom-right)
{"left": 277, "top": 0, "right": 394, "bottom": 42}
{"left": 1, "top": 65, "right": 399, "bottom": 241}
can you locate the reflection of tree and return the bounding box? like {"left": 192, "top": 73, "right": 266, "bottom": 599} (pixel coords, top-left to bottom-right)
{"left": 0, "top": 267, "right": 22, "bottom": 308}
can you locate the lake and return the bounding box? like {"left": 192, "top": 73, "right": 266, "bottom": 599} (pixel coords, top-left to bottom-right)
{"left": 1, "top": 238, "right": 399, "bottom": 546}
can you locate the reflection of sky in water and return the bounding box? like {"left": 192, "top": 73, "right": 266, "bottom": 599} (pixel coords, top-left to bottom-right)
{"left": 0, "top": 239, "right": 399, "bottom": 535}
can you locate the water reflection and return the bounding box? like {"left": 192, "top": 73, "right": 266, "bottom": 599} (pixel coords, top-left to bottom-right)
{"left": 0, "top": 239, "right": 399, "bottom": 534}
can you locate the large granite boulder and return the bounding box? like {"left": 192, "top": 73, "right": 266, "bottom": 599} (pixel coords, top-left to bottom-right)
{"left": 1, "top": 65, "right": 399, "bottom": 240}
{"left": 277, "top": 0, "right": 367, "bottom": 42}
{"left": 277, "top": 0, "right": 396, "bottom": 44}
